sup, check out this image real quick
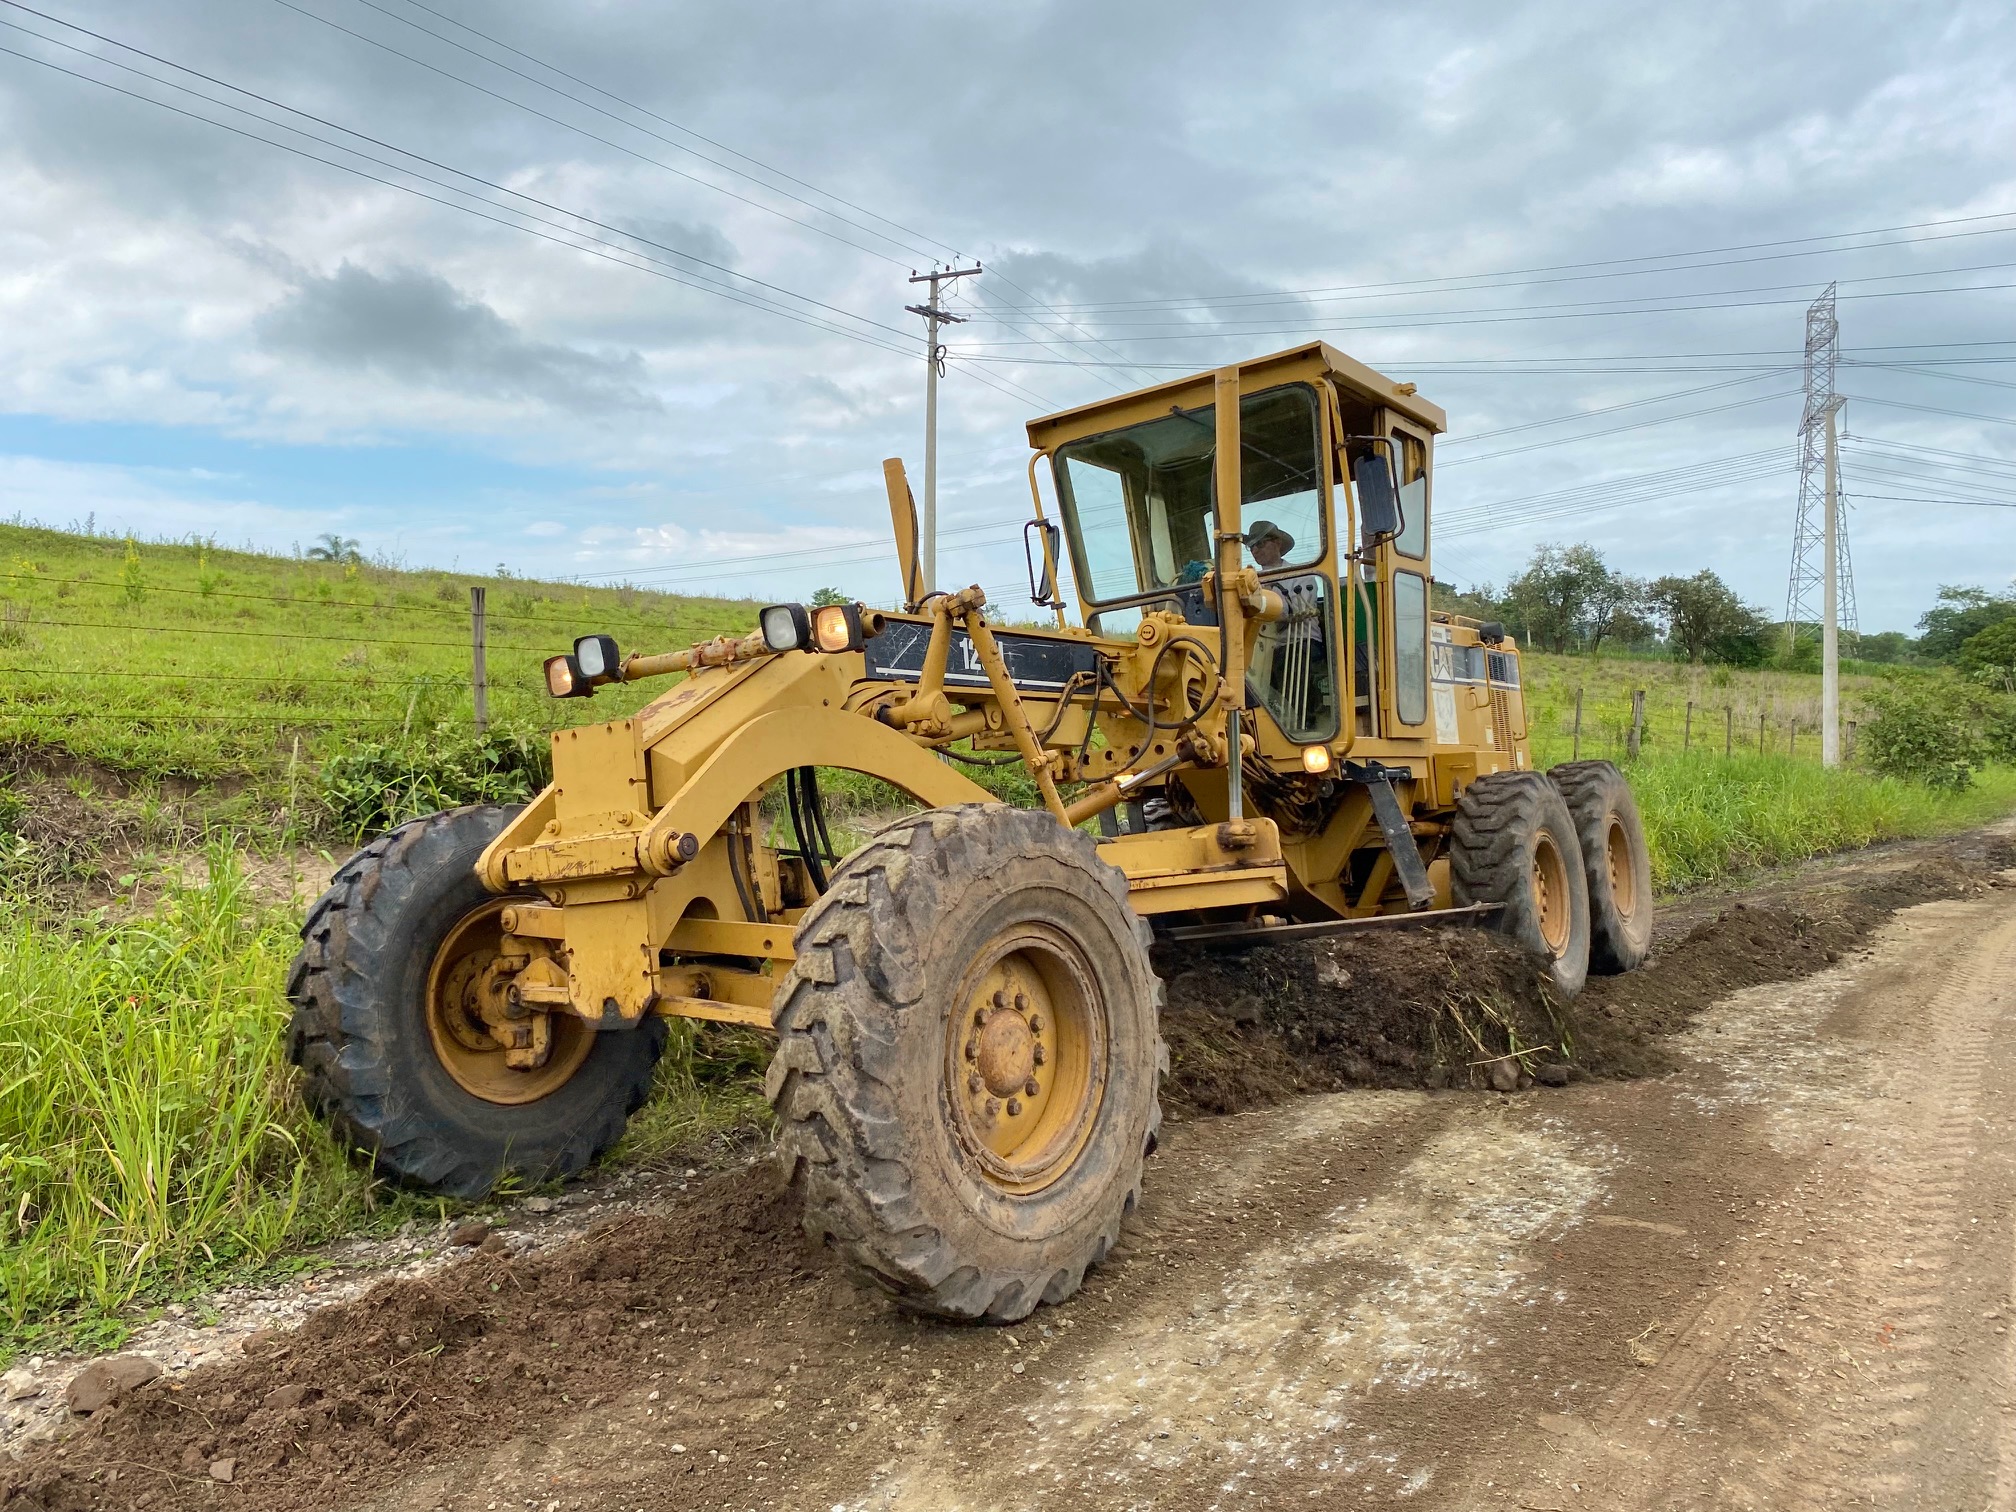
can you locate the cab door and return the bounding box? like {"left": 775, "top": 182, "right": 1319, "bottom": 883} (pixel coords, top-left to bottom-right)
{"left": 1375, "top": 419, "right": 1434, "bottom": 740}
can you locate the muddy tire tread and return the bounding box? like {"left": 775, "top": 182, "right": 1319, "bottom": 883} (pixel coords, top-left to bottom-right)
{"left": 1547, "top": 759, "right": 1655, "bottom": 975}
{"left": 1449, "top": 771, "right": 1591, "bottom": 999}
{"left": 286, "top": 805, "right": 661, "bottom": 1199}
{"left": 767, "top": 804, "right": 1165, "bottom": 1323}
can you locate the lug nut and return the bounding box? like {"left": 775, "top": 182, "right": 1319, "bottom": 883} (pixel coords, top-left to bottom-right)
{"left": 1032, "top": 1045, "right": 1047, "bottom": 1066}
{"left": 964, "top": 1038, "right": 978, "bottom": 1061}
{"left": 1028, "top": 1014, "right": 1043, "bottom": 1034}
{"left": 984, "top": 1098, "right": 1000, "bottom": 1119}
{"left": 968, "top": 1073, "right": 983, "bottom": 1094}
{"left": 1006, "top": 1098, "right": 1022, "bottom": 1116}
{"left": 1024, "top": 1077, "right": 1040, "bottom": 1097}
{"left": 974, "top": 1007, "right": 988, "bottom": 1026}
{"left": 992, "top": 989, "right": 1009, "bottom": 1009}
{"left": 1013, "top": 992, "right": 1028, "bottom": 1011}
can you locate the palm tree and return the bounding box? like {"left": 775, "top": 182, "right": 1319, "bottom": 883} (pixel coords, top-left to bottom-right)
{"left": 308, "top": 533, "right": 362, "bottom": 564}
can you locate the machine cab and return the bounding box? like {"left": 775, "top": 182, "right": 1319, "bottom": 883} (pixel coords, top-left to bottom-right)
{"left": 1026, "top": 342, "right": 1446, "bottom": 756}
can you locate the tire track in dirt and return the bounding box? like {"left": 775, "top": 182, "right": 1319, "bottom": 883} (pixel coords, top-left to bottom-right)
{"left": 1498, "top": 884, "right": 2016, "bottom": 1512}
{"left": 846, "top": 1108, "right": 1613, "bottom": 1510}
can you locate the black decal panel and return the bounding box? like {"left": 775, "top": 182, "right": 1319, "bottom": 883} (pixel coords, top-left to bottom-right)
{"left": 865, "top": 621, "right": 1099, "bottom": 693}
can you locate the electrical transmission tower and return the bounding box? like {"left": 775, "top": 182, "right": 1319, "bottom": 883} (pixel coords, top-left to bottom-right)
{"left": 1785, "top": 284, "right": 1858, "bottom": 649}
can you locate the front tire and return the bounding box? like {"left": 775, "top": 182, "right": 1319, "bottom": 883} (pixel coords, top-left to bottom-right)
{"left": 1451, "top": 772, "right": 1591, "bottom": 1000}
{"left": 286, "top": 805, "right": 663, "bottom": 1199}
{"left": 766, "top": 804, "right": 1165, "bottom": 1322}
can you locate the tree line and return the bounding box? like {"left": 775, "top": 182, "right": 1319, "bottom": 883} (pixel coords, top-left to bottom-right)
{"left": 1438, "top": 543, "right": 2016, "bottom": 677}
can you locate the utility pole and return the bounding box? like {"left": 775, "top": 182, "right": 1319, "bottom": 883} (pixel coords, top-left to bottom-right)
{"left": 905, "top": 264, "right": 982, "bottom": 591}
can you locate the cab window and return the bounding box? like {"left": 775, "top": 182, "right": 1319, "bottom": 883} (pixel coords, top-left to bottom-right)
{"left": 1053, "top": 385, "right": 1325, "bottom": 607}
{"left": 1394, "top": 432, "right": 1428, "bottom": 560}
{"left": 1393, "top": 571, "right": 1428, "bottom": 726}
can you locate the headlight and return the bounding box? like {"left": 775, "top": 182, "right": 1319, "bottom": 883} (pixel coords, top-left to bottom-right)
{"left": 1301, "top": 744, "right": 1332, "bottom": 774}
{"left": 544, "top": 654, "right": 591, "bottom": 698}
{"left": 572, "top": 634, "right": 622, "bottom": 684}
{"left": 812, "top": 602, "right": 865, "bottom": 653}
{"left": 759, "top": 602, "right": 812, "bottom": 653}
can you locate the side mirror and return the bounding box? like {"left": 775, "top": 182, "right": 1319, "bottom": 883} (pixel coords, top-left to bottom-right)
{"left": 1024, "top": 519, "right": 1063, "bottom": 607}
{"left": 1353, "top": 454, "right": 1402, "bottom": 544}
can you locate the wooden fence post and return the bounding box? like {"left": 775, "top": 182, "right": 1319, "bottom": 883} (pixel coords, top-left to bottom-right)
{"left": 1724, "top": 705, "right": 1733, "bottom": 757}
{"left": 470, "top": 585, "right": 489, "bottom": 734}
{"left": 1846, "top": 718, "right": 1857, "bottom": 761}
{"left": 1627, "top": 689, "right": 1645, "bottom": 759}
{"left": 1572, "top": 687, "right": 1583, "bottom": 761}
{"left": 1684, "top": 699, "right": 1693, "bottom": 752}
{"left": 1758, "top": 709, "right": 1767, "bottom": 754}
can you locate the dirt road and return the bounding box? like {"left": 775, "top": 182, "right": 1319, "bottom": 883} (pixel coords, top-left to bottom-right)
{"left": 9, "top": 831, "right": 2016, "bottom": 1511}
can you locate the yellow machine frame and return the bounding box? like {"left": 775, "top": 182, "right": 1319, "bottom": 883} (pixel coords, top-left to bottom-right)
{"left": 475, "top": 342, "right": 1533, "bottom": 1043}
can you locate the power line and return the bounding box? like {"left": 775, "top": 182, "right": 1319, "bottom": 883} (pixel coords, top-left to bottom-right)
{"left": 0, "top": 41, "right": 924, "bottom": 360}
{"left": 264, "top": 0, "right": 919, "bottom": 269}
{"left": 968, "top": 208, "right": 2016, "bottom": 314}
{"left": 1843, "top": 492, "right": 2016, "bottom": 508}
{"left": 1838, "top": 393, "right": 2016, "bottom": 427}
{"left": 1440, "top": 389, "right": 1800, "bottom": 469}
{"left": 1440, "top": 372, "right": 1790, "bottom": 448}
{"left": 351, "top": 0, "right": 942, "bottom": 263}
{"left": 951, "top": 266, "right": 2016, "bottom": 349}
{"left": 0, "top": 10, "right": 923, "bottom": 357}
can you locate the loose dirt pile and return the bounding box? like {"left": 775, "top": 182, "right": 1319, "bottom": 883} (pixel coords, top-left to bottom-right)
{"left": 1155, "top": 834, "right": 2016, "bottom": 1118}
{"left": 0, "top": 1180, "right": 813, "bottom": 1512}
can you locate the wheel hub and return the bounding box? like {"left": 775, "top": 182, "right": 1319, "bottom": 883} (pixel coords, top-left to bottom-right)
{"left": 425, "top": 899, "right": 592, "bottom": 1106}
{"left": 975, "top": 1005, "right": 1038, "bottom": 1097}
{"left": 946, "top": 928, "right": 1105, "bottom": 1195}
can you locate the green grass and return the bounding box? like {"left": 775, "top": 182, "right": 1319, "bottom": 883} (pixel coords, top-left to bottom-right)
{"left": 0, "top": 849, "right": 419, "bottom": 1358}
{"left": 0, "top": 521, "right": 758, "bottom": 801}
{"left": 1621, "top": 752, "right": 2016, "bottom": 891}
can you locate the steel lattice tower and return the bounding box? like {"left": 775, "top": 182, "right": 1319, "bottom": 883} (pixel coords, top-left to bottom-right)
{"left": 1785, "top": 284, "right": 1858, "bottom": 647}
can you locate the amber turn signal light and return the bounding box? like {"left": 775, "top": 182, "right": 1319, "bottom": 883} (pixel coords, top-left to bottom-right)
{"left": 1301, "top": 744, "right": 1332, "bottom": 774}
{"left": 812, "top": 602, "right": 865, "bottom": 653}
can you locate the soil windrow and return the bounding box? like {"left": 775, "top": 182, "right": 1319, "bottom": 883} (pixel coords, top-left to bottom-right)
{"left": 4, "top": 827, "right": 2012, "bottom": 1512}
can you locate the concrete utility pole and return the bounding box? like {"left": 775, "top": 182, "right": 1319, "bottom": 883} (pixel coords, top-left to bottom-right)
{"left": 906, "top": 264, "right": 982, "bottom": 591}
{"left": 1821, "top": 404, "right": 1840, "bottom": 767}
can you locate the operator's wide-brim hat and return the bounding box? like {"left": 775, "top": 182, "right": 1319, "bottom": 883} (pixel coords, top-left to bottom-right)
{"left": 1244, "top": 519, "right": 1294, "bottom": 553}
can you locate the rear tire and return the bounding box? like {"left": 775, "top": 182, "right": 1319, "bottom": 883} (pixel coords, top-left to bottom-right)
{"left": 1451, "top": 772, "right": 1591, "bottom": 1000}
{"left": 1548, "top": 760, "right": 1654, "bottom": 974}
{"left": 766, "top": 804, "right": 1165, "bottom": 1323}
{"left": 286, "top": 806, "right": 664, "bottom": 1199}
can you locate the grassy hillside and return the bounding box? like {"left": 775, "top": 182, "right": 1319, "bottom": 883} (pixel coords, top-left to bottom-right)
{"left": 0, "top": 523, "right": 2011, "bottom": 1361}
{"left": 0, "top": 521, "right": 752, "bottom": 788}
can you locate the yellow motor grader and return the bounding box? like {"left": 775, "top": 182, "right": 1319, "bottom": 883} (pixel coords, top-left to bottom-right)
{"left": 289, "top": 341, "right": 1652, "bottom": 1321}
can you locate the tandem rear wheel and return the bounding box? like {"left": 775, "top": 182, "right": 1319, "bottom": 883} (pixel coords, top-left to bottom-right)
{"left": 1451, "top": 765, "right": 1654, "bottom": 997}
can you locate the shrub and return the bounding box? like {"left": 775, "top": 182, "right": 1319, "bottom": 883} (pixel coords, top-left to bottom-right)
{"left": 317, "top": 725, "right": 550, "bottom": 840}
{"left": 1857, "top": 678, "right": 1990, "bottom": 790}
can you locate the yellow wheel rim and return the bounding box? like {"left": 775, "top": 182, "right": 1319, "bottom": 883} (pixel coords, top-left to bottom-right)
{"left": 1605, "top": 815, "right": 1638, "bottom": 917}
{"left": 945, "top": 924, "right": 1106, "bottom": 1196}
{"left": 424, "top": 898, "right": 592, "bottom": 1106}
{"left": 1532, "top": 833, "right": 1573, "bottom": 958}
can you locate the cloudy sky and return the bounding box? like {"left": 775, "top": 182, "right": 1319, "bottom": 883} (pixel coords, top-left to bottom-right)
{"left": 1, "top": 0, "right": 2013, "bottom": 632}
